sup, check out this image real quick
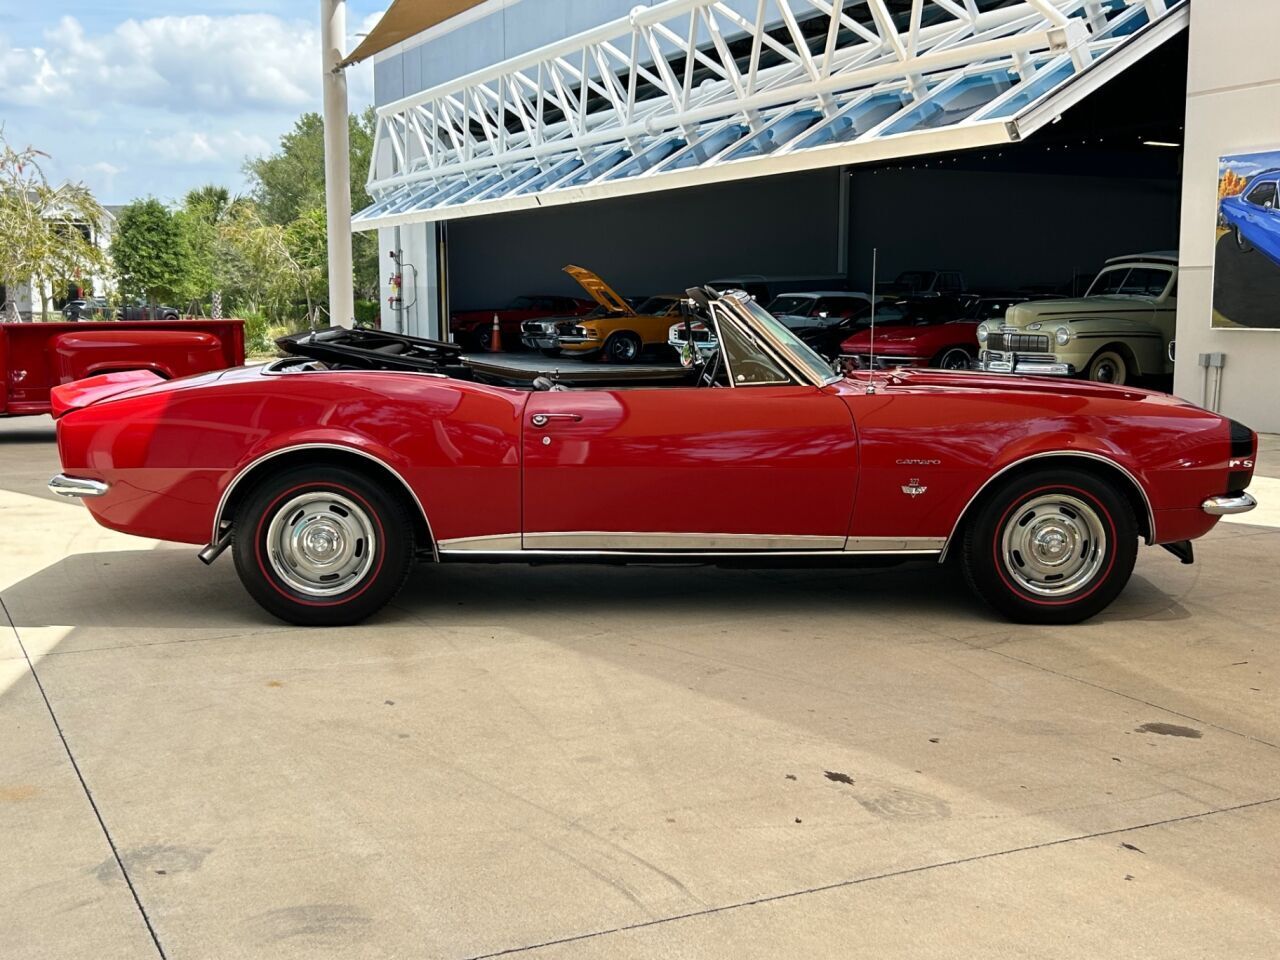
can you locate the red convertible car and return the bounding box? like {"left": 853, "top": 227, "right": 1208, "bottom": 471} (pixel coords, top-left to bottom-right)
{"left": 49, "top": 289, "right": 1256, "bottom": 627}
{"left": 839, "top": 296, "right": 1030, "bottom": 371}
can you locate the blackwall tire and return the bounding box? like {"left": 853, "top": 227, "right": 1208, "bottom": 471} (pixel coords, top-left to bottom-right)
{"left": 1235, "top": 226, "right": 1253, "bottom": 253}
{"left": 604, "top": 332, "right": 642, "bottom": 363}
{"left": 961, "top": 468, "right": 1137, "bottom": 624}
{"left": 935, "top": 347, "right": 974, "bottom": 370}
{"left": 231, "top": 465, "right": 414, "bottom": 626}
{"left": 1086, "top": 349, "right": 1128, "bottom": 385}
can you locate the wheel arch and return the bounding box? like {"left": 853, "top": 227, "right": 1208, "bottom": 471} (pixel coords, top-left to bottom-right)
{"left": 1087, "top": 341, "right": 1142, "bottom": 378}
{"left": 214, "top": 444, "right": 437, "bottom": 560}
{"left": 940, "top": 451, "right": 1155, "bottom": 562}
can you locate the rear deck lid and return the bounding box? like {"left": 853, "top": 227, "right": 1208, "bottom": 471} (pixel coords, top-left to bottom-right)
{"left": 50, "top": 370, "right": 164, "bottom": 419}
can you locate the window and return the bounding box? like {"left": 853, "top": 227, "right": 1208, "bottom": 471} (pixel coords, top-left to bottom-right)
{"left": 715, "top": 311, "right": 792, "bottom": 386}
{"left": 1087, "top": 266, "right": 1171, "bottom": 298}
{"left": 766, "top": 295, "right": 816, "bottom": 317}
{"left": 1246, "top": 181, "right": 1277, "bottom": 208}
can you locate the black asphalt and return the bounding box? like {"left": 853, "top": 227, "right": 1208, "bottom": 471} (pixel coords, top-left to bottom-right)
{"left": 1213, "top": 232, "right": 1280, "bottom": 329}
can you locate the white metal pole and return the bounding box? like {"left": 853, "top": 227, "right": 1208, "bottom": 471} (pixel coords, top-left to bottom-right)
{"left": 321, "top": 0, "right": 355, "bottom": 329}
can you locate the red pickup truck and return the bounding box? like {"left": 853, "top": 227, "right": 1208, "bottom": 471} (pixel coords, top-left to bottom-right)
{"left": 1, "top": 319, "right": 245, "bottom": 418}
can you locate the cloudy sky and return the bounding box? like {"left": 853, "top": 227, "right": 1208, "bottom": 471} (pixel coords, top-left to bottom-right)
{"left": 0, "top": 1, "right": 387, "bottom": 204}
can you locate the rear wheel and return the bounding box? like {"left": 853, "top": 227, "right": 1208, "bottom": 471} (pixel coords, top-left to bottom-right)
{"left": 961, "top": 468, "right": 1137, "bottom": 624}
{"left": 1086, "top": 348, "right": 1128, "bottom": 385}
{"left": 232, "top": 466, "right": 414, "bottom": 626}
{"left": 603, "top": 331, "right": 642, "bottom": 363}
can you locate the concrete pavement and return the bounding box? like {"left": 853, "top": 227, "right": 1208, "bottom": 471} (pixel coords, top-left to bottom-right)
{"left": 1, "top": 413, "right": 1277, "bottom": 959}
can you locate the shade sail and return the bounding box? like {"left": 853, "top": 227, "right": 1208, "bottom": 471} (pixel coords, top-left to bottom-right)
{"left": 354, "top": 0, "right": 1189, "bottom": 231}
{"left": 341, "top": 0, "right": 487, "bottom": 66}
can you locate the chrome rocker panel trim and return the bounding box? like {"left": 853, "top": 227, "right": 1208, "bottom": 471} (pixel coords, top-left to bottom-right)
{"left": 437, "top": 532, "right": 946, "bottom": 555}
{"left": 1202, "top": 492, "right": 1257, "bottom": 516}
{"left": 48, "top": 474, "right": 109, "bottom": 499}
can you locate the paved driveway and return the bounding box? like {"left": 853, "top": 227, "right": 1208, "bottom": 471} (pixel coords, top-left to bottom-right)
{"left": 2, "top": 416, "right": 1278, "bottom": 959}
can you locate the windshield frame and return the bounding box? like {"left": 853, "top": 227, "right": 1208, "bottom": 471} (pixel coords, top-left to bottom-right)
{"left": 718, "top": 292, "right": 841, "bottom": 386}
{"left": 1086, "top": 264, "right": 1174, "bottom": 299}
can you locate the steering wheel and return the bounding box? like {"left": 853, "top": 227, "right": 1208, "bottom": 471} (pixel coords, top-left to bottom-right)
{"left": 697, "top": 349, "right": 724, "bottom": 387}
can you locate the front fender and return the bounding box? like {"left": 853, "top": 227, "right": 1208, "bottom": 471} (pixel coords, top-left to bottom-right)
{"left": 1056, "top": 317, "right": 1164, "bottom": 375}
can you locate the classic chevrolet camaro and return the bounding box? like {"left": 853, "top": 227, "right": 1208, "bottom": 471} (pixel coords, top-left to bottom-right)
{"left": 49, "top": 288, "right": 1256, "bottom": 627}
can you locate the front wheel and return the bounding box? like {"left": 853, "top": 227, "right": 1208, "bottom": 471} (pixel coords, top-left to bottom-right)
{"left": 935, "top": 346, "right": 974, "bottom": 370}
{"left": 1086, "top": 349, "right": 1128, "bottom": 385}
{"left": 961, "top": 468, "right": 1137, "bottom": 624}
{"left": 603, "top": 331, "right": 642, "bottom": 363}
{"left": 1235, "top": 226, "right": 1253, "bottom": 253}
{"left": 232, "top": 465, "right": 414, "bottom": 625}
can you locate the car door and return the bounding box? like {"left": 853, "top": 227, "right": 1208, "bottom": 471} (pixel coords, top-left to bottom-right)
{"left": 521, "top": 304, "right": 858, "bottom": 551}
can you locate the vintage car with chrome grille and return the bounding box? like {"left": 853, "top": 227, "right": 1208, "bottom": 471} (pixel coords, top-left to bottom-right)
{"left": 978, "top": 253, "right": 1177, "bottom": 385}
{"left": 520, "top": 265, "right": 680, "bottom": 362}
{"left": 48, "top": 286, "right": 1255, "bottom": 627}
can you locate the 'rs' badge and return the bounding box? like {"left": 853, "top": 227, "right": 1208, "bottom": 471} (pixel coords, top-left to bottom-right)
{"left": 901, "top": 478, "right": 927, "bottom": 498}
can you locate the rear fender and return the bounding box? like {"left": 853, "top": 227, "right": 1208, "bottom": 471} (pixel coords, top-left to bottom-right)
{"left": 50, "top": 370, "right": 164, "bottom": 419}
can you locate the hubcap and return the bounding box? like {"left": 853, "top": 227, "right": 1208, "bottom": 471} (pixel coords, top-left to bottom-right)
{"left": 614, "top": 338, "right": 637, "bottom": 359}
{"left": 1000, "top": 493, "right": 1107, "bottom": 597}
{"left": 1093, "top": 358, "right": 1120, "bottom": 383}
{"left": 266, "top": 492, "right": 376, "bottom": 597}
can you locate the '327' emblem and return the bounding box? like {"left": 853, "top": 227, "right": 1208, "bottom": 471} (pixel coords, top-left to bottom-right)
{"left": 901, "top": 478, "right": 928, "bottom": 498}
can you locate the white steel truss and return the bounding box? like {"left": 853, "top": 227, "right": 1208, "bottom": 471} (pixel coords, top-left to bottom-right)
{"left": 356, "top": 0, "right": 1187, "bottom": 230}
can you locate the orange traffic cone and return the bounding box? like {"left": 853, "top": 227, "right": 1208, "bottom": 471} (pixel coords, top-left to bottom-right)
{"left": 489, "top": 314, "right": 503, "bottom": 352}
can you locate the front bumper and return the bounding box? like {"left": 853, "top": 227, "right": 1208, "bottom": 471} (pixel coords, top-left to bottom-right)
{"left": 49, "top": 474, "right": 109, "bottom": 499}
{"left": 979, "top": 350, "right": 1075, "bottom": 377}
{"left": 1202, "top": 492, "right": 1257, "bottom": 516}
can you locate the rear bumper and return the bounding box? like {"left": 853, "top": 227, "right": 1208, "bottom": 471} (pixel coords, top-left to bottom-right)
{"left": 48, "top": 474, "right": 109, "bottom": 498}
{"left": 1202, "top": 492, "right": 1257, "bottom": 516}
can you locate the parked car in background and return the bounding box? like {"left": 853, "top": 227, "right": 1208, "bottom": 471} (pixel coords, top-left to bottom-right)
{"left": 882, "top": 270, "right": 966, "bottom": 298}
{"left": 49, "top": 288, "right": 1256, "bottom": 627}
{"left": 117, "top": 300, "right": 182, "bottom": 321}
{"left": 61, "top": 297, "right": 111, "bottom": 320}
{"left": 978, "top": 252, "right": 1177, "bottom": 385}
{"left": 1, "top": 319, "right": 245, "bottom": 418}
{"left": 707, "top": 276, "right": 772, "bottom": 303}
{"left": 521, "top": 266, "right": 681, "bottom": 362}
{"left": 450, "top": 294, "right": 594, "bottom": 351}
{"left": 765, "top": 291, "right": 876, "bottom": 330}
{"left": 839, "top": 295, "right": 1032, "bottom": 371}
{"left": 1219, "top": 170, "right": 1280, "bottom": 267}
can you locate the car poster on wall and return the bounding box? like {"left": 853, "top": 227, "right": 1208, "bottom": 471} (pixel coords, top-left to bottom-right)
{"left": 1214, "top": 149, "right": 1280, "bottom": 329}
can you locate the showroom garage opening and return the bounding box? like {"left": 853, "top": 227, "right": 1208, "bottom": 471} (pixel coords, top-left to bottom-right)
{"left": 351, "top": 0, "right": 1191, "bottom": 367}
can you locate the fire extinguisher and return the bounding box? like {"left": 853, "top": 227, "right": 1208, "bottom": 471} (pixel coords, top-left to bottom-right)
{"left": 388, "top": 270, "right": 403, "bottom": 309}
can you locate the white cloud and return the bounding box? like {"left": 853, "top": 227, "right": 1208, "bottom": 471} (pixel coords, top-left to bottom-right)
{"left": 152, "top": 130, "right": 274, "bottom": 164}
{"left": 0, "top": 14, "right": 372, "bottom": 115}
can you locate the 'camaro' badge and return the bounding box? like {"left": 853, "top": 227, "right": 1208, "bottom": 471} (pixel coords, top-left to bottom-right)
{"left": 901, "top": 478, "right": 928, "bottom": 498}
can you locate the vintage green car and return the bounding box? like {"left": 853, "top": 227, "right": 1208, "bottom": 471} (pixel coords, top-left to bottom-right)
{"left": 977, "top": 253, "right": 1176, "bottom": 385}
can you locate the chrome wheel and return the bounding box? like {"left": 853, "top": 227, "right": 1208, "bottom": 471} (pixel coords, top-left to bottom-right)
{"left": 1000, "top": 493, "right": 1107, "bottom": 598}
{"left": 608, "top": 334, "right": 640, "bottom": 362}
{"left": 265, "top": 491, "right": 377, "bottom": 597}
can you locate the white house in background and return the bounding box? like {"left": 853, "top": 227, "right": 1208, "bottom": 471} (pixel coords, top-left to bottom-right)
{"left": 0, "top": 203, "right": 119, "bottom": 321}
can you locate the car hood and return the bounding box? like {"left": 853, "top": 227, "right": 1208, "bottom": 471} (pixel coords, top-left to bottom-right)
{"left": 1001, "top": 296, "right": 1158, "bottom": 329}
{"left": 563, "top": 265, "right": 634, "bottom": 315}
{"left": 840, "top": 324, "right": 935, "bottom": 350}
{"left": 836, "top": 366, "right": 1161, "bottom": 403}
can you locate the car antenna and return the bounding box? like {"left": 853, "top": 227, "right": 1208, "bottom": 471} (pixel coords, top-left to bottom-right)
{"left": 866, "top": 247, "right": 878, "bottom": 395}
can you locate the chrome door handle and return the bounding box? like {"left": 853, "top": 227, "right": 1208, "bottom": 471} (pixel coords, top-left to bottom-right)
{"left": 530, "top": 413, "right": 583, "bottom": 427}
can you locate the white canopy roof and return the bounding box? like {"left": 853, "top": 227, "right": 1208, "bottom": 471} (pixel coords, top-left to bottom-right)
{"left": 355, "top": 0, "right": 1188, "bottom": 231}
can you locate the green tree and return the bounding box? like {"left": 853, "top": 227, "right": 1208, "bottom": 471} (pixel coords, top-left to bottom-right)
{"left": 0, "top": 131, "right": 106, "bottom": 319}
{"left": 111, "top": 198, "right": 187, "bottom": 307}
{"left": 245, "top": 107, "right": 378, "bottom": 298}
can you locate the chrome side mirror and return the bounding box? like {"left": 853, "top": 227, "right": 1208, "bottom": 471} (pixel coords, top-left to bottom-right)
{"left": 1167, "top": 340, "right": 1176, "bottom": 363}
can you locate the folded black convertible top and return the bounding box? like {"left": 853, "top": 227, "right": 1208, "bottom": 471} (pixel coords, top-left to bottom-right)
{"left": 277, "top": 327, "right": 464, "bottom": 373}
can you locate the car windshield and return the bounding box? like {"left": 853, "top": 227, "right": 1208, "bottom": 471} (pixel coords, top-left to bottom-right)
{"left": 765, "top": 295, "right": 816, "bottom": 317}
{"left": 967, "top": 299, "right": 1022, "bottom": 320}
{"left": 1087, "top": 266, "right": 1171, "bottom": 298}
{"left": 635, "top": 296, "right": 676, "bottom": 315}
{"left": 732, "top": 296, "right": 840, "bottom": 384}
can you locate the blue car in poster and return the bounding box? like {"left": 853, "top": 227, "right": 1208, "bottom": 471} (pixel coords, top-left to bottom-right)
{"left": 1220, "top": 169, "right": 1280, "bottom": 267}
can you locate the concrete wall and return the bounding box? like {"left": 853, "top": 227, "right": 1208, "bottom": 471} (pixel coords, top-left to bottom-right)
{"left": 442, "top": 169, "right": 845, "bottom": 308}
{"left": 847, "top": 167, "right": 1181, "bottom": 292}
{"left": 1174, "top": 0, "right": 1280, "bottom": 432}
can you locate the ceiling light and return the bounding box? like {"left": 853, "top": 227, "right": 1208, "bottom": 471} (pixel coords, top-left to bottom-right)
{"left": 1143, "top": 140, "right": 1181, "bottom": 148}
